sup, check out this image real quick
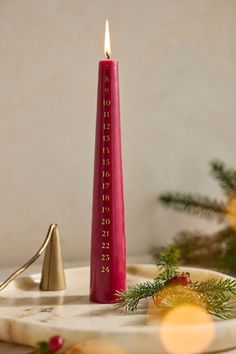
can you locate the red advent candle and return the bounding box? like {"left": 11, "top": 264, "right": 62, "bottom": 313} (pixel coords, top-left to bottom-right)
{"left": 90, "top": 20, "right": 126, "bottom": 303}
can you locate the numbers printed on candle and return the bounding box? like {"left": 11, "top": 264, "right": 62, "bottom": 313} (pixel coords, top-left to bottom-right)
{"left": 103, "top": 135, "right": 110, "bottom": 142}
{"left": 103, "top": 111, "right": 110, "bottom": 118}
{"left": 100, "top": 67, "right": 112, "bottom": 277}
{"left": 101, "top": 254, "right": 110, "bottom": 261}
{"left": 101, "top": 266, "right": 110, "bottom": 273}
{"left": 102, "top": 147, "right": 110, "bottom": 154}
{"left": 102, "top": 171, "right": 110, "bottom": 177}
{"left": 101, "top": 218, "right": 111, "bottom": 225}
{"left": 102, "top": 206, "right": 110, "bottom": 213}
{"left": 103, "top": 123, "right": 110, "bottom": 130}
{"left": 102, "top": 242, "right": 110, "bottom": 249}
{"left": 102, "top": 194, "right": 110, "bottom": 201}
{"left": 103, "top": 159, "right": 110, "bottom": 166}
{"left": 103, "top": 99, "right": 111, "bottom": 106}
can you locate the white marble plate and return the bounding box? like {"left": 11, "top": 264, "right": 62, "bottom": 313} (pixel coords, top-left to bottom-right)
{"left": 0, "top": 265, "right": 235, "bottom": 354}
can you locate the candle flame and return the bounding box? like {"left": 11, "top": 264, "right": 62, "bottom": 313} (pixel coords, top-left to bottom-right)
{"left": 104, "top": 19, "right": 111, "bottom": 59}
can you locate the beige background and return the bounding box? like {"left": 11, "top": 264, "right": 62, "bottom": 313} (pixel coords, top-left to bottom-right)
{"left": 0, "top": 0, "right": 236, "bottom": 267}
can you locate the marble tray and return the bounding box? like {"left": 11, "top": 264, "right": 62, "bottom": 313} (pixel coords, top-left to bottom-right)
{"left": 0, "top": 265, "right": 235, "bottom": 354}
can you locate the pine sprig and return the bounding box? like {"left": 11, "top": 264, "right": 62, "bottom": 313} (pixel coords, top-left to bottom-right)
{"left": 210, "top": 160, "right": 236, "bottom": 196}
{"left": 174, "top": 227, "right": 232, "bottom": 268}
{"left": 195, "top": 279, "right": 236, "bottom": 319}
{"left": 152, "top": 227, "right": 236, "bottom": 274}
{"left": 116, "top": 246, "right": 178, "bottom": 312}
{"left": 203, "top": 297, "right": 233, "bottom": 319}
{"left": 115, "top": 279, "right": 165, "bottom": 312}
{"left": 159, "top": 192, "right": 225, "bottom": 222}
{"left": 154, "top": 245, "right": 180, "bottom": 279}
{"left": 190, "top": 278, "right": 236, "bottom": 299}
{"left": 116, "top": 247, "right": 236, "bottom": 319}
{"left": 190, "top": 278, "right": 236, "bottom": 319}
{"left": 154, "top": 160, "right": 236, "bottom": 274}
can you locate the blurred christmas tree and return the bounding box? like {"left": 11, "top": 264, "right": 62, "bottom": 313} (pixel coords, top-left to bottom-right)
{"left": 152, "top": 160, "right": 236, "bottom": 274}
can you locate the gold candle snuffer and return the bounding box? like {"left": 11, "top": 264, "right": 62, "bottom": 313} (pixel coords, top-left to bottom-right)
{"left": 0, "top": 224, "right": 66, "bottom": 292}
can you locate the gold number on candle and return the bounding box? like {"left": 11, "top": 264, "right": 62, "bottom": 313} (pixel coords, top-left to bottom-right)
{"left": 102, "top": 171, "right": 110, "bottom": 177}
{"left": 102, "top": 194, "right": 110, "bottom": 201}
{"left": 101, "top": 218, "right": 111, "bottom": 225}
{"left": 103, "top": 123, "right": 110, "bottom": 130}
{"left": 102, "top": 242, "right": 110, "bottom": 249}
{"left": 101, "top": 266, "right": 110, "bottom": 273}
{"left": 101, "top": 67, "right": 112, "bottom": 274}
{"left": 103, "top": 99, "right": 111, "bottom": 106}
{"left": 103, "top": 159, "right": 110, "bottom": 166}
{"left": 102, "top": 147, "right": 110, "bottom": 154}
{"left": 103, "top": 112, "right": 110, "bottom": 118}
{"left": 102, "top": 206, "right": 110, "bottom": 213}
{"left": 101, "top": 254, "right": 110, "bottom": 261}
{"left": 103, "top": 135, "right": 110, "bottom": 142}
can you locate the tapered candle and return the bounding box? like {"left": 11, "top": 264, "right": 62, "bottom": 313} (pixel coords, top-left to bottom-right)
{"left": 90, "top": 20, "right": 126, "bottom": 303}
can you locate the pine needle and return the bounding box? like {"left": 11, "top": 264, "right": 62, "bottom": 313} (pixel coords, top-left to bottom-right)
{"left": 115, "top": 279, "right": 165, "bottom": 312}
{"left": 159, "top": 192, "right": 225, "bottom": 222}
{"left": 190, "top": 278, "right": 236, "bottom": 298}
{"left": 173, "top": 228, "right": 229, "bottom": 268}
{"left": 116, "top": 246, "right": 178, "bottom": 312}
{"left": 192, "top": 278, "right": 236, "bottom": 319}
{"left": 154, "top": 245, "right": 180, "bottom": 279}
{"left": 210, "top": 160, "right": 236, "bottom": 196}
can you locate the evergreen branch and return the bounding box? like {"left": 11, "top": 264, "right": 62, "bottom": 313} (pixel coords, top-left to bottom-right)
{"left": 210, "top": 160, "right": 236, "bottom": 196}
{"left": 157, "top": 245, "right": 180, "bottom": 268}
{"left": 115, "top": 279, "right": 165, "bottom": 312}
{"left": 199, "top": 285, "right": 234, "bottom": 319}
{"left": 205, "top": 300, "right": 233, "bottom": 320}
{"left": 152, "top": 284, "right": 232, "bottom": 319}
{"left": 200, "top": 292, "right": 234, "bottom": 319}
{"left": 154, "top": 245, "right": 180, "bottom": 279}
{"left": 152, "top": 227, "right": 236, "bottom": 274}
{"left": 115, "top": 246, "right": 178, "bottom": 312}
{"left": 159, "top": 192, "right": 225, "bottom": 222}
{"left": 116, "top": 245, "right": 236, "bottom": 318}
{"left": 215, "top": 228, "right": 236, "bottom": 273}
{"left": 190, "top": 278, "right": 236, "bottom": 319}
{"left": 115, "top": 276, "right": 236, "bottom": 318}
{"left": 174, "top": 229, "right": 225, "bottom": 267}
{"left": 152, "top": 231, "right": 219, "bottom": 269}
{"left": 190, "top": 278, "right": 236, "bottom": 300}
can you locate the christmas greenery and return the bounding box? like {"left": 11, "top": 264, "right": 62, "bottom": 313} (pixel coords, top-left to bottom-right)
{"left": 159, "top": 192, "right": 225, "bottom": 222}
{"left": 115, "top": 246, "right": 236, "bottom": 319}
{"left": 35, "top": 341, "right": 54, "bottom": 354}
{"left": 153, "top": 160, "right": 236, "bottom": 274}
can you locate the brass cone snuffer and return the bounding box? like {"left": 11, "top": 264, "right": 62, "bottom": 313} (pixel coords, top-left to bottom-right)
{"left": 0, "top": 224, "right": 66, "bottom": 292}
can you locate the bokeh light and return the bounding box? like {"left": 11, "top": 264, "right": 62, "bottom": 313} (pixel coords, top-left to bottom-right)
{"left": 159, "top": 304, "right": 214, "bottom": 354}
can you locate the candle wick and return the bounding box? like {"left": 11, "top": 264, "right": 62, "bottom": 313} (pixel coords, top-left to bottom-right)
{"left": 106, "top": 52, "right": 110, "bottom": 60}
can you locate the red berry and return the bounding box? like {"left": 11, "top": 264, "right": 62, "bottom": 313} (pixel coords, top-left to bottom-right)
{"left": 48, "top": 335, "right": 64, "bottom": 352}
{"left": 180, "top": 274, "right": 191, "bottom": 285}
{"left": 170, "top": 274, "right": 190, "bottom": 286}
